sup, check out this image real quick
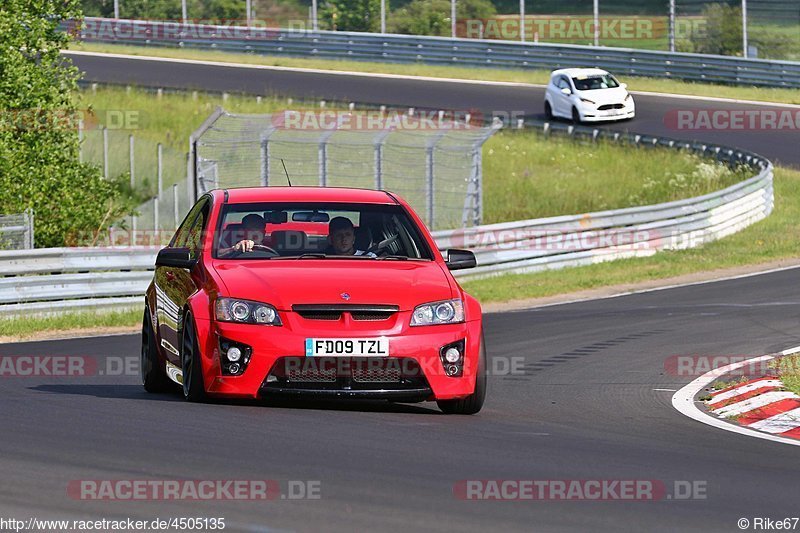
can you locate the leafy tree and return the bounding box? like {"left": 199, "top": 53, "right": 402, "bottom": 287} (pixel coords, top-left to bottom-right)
{"left": 320, "top": 0, "right": 381, "bottom": 32}
{"left": 0, "top": 0, "right": 135, "bottom": 247}
{"left": 691, "top": 3, "right": 743, "bottom": 56}
{"left": 388, "top": 0, "right": 495, "bottom": 37}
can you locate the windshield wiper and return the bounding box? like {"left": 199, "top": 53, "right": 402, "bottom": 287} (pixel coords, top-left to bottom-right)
{"left": 376, "top": 255, "right": 409, "bottom": 261}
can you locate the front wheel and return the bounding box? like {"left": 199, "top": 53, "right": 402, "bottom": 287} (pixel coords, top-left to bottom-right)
{"left": 437, "top": 336, "right": 487, "bottom": 415}
{"left": 544, "top": 101, "right": 554, "bottom": 120}
{"left": 181, "top": 312, "right": 207, "bottom": 402}
{"left": 572, "top": 106, "right": 582, "bottom": 124}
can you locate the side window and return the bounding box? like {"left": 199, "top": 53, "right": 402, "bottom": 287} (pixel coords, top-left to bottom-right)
{"left": 171, "top": 198, "right": 210, "bottom": 259}
{"left": 558, "top": 77, "right": 571, "bottom": 91}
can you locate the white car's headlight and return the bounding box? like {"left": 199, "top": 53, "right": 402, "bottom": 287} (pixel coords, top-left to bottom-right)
{"left": 625, "top": 93, "right": 632, "bottom": 101}
{"left": 410, "top": 299, "right": 464, "bottom": 326}
{"left": 215, "top": 298, "right": 282, "bottom": 326}
{"left": 580, "top": 98, "right": 596, "bottom": 105}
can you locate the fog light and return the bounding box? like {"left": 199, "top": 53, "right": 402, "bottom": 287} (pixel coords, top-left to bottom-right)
{"left": 445, "top": 364, "right": 460, "bottom": 376}
{"left": 227, "top": 346, "right": 242, "bottom": 362}
{"left": 228, "top": 362, "right": 241, "bottom": 374}
{"left": 444, "top": 347, "right": 461, "bottom": 363}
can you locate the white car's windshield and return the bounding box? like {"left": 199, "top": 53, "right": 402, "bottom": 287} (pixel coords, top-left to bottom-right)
{"left": 572, "top": 75, "right": 620, "bottom": 91}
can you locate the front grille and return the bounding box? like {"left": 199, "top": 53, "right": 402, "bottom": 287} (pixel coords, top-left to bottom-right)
{"left": 286, "top": 365, "right": 337, "bottom": 382}
{"left": 598, "top": 104, "right": 625, "bottom": 110}
{"left": 293, "top": 304, "right": 399, "bottom": 321}
{"left": 265, "top": 357, "right": 426, "bottom": 389}
{"left": 351, "top": 311, "right": 395, "bottom": 321}
{"left": 352, "top": 361, "right": 402, "bottom": 382}
{"left": 295, "top": 310, "right": 341, "bottom": 321}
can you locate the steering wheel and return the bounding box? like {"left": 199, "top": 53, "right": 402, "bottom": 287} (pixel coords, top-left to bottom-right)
{"left": 368, "top": 234, "right": 400, "bottom": 255}
{"left": 225, "top": 244, "right": 280, "bottom": 258}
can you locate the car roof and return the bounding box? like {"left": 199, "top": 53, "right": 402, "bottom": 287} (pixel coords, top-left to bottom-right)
{"left": 551, "top": 68, "right": 610, "bottom": 78}
{"left": 215, "top": 186, "right": 399, "bottom": 205}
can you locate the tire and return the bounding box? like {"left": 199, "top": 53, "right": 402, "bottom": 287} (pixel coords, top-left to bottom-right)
{"left": 180, "top": 312, "right": 207, "bottom": 402}
{"left": 141, "top": 308, "right": 172, "bottom": 393}
{"left": 437, "top": 335, "right": 487, "bottom": 415}
{"left": 544, "top": 101, "right": 553, "bottom": 120}
{"left": 572, "top": 106, "right": 582, "bottom": 124}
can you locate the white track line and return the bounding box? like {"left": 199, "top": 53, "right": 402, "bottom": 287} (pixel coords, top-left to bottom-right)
{"left": 748, "top": 407, "right": 800, "bottom": 434}
{"left": 62, "top": 50, "right": 800, "bottom": 109}
{"left": 712, "top": 391, "right": 798, "bottom": 417}
{"left": 707, "top": 379, "right": 783, "bottom": 406}
{"left": 501, "top": 263, "right": 800, "bottom": 312}
{"left": 672, "top": 345, "right": 800, "bottom": 447}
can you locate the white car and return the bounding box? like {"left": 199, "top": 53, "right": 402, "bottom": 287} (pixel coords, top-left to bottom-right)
{"left": 544, "top": 68, "right": 635, "bottom": 123}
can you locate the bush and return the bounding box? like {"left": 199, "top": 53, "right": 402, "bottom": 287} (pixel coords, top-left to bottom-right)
{"left": 0, "top": 0, "right": 136, "bottom": 247}
{"left": 691, "top": 3, "right": 743, "bottom": 56}
{"left": 388, "top": 0, "right": 496, "bottom": 37}
{"left": 320, "top": 0, "right": 381, "bottom": 32}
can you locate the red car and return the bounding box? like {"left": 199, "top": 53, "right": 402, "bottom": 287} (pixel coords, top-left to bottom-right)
{"left": 141, "top": 187, "right": 486, "bottom": 414}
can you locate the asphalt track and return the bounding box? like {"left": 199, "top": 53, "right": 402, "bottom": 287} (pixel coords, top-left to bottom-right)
{"left": 65, "top": 51, "right": 800, "bottom": 168}
{"left": 1, "top": 53, "right": 794, "bottom": 532}
{"left": 2, "top": 268, "right": 800, "bottom": 532}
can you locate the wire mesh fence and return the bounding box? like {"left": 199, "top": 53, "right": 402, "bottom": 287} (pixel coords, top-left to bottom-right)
{"left": 0, "top": 209, "right": 35, "bottom": 250}
{"left": 191, "top": 109, "right": 501, "bottom": 231}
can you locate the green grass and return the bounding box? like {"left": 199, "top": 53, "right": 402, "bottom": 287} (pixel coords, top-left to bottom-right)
{"left": 482, "top": 131, "right": 749, "bottom": 222}
{"left": 0, "top": 309, "right": 140, "bottom": 339}
{"left": 463, "top": 166, "right": 800, "bottom": 303}
{"left": 775, "top": 355, "right": 800, "bottom": 396}
{"left": 68, "top": 42, "right": 800, "bottom": 105}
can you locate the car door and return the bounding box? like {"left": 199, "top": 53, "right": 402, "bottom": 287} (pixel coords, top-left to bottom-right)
{"left": 554, "top": 76, "right": 573, "bottom": 117}
{"left": 155, "top": 196, "right": 211, "bottom": 366}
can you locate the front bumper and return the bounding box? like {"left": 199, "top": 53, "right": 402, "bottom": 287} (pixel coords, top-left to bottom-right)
{"left": 194, "top": 309, "right": 482, "bottom": 401}
{"left": 580, "top": 102, "right": 635, "bottom": 122}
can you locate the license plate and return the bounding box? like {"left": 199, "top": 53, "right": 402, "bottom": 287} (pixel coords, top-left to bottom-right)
{"left": 305, "top": 338, "right": 389, "bottom": 357}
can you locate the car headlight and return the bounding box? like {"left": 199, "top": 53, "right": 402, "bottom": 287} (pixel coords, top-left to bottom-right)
{"left": 410, "top": 299, "right": 464, "bottom": 326}
{"left": 625, "top": 93, "right": 632, "bottom": 101}
{"left": 215, "top": 298, "right": 282, "bottom": 326}
{"left": 580, "top": 98, "right": 596, "bottom": 105}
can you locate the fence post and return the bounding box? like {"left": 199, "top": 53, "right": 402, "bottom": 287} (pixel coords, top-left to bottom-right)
{"left": 25, "top": 208, "right": 34, "bottom": 249}
{"left": 373, "top": 129, "right": 392, "bottom": 190}
{"left": 261, "top": 137, "right": 270, "bottom": 186}
{"left": 102, "top": 126, "right": 109, "bottom": 179}
{"left": 129, "top": 134, "right": 135, "bottom": 189}
{"left": 173, "top": 183, "right": 179, "bottom": 228}
{"left": 78, "top": 119, "right": 84, "bottom": 164}
{"left": 154, "top": 197, "right": 159, "bottom": 241}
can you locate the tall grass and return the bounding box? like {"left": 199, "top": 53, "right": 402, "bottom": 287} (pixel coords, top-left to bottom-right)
{"left": 482, "top": 131, "right": 750, "bottom": 222}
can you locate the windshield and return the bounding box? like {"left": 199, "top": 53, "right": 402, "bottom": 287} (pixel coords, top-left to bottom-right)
{"left": 214, "top": 202, "right": 434, "bottom": 260}
{"left": 572, "top": 75, "right": 620, "bottom": 91}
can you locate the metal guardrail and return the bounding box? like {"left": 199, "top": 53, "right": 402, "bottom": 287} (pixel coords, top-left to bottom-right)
{"left": 74, "top": 17, "right": 800, "bottom": 88}
{"left": 0, "top": 116, "right": 774, "bottom": 316}
{"left": 0, "top": 209, "right": 34, "bottom": 250}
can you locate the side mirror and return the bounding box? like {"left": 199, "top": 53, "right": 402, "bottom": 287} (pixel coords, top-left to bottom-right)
{"left": 560, "top": 87, "right": 572, "bottom": 96}
{"left": 156, "top": 247, "right": 196, "bottom": 269}
{"left": 620, "top": 83, "right": 628, "bottom": 89}
{"left": 445, "top": 249, "right": 477, "bottom": 271}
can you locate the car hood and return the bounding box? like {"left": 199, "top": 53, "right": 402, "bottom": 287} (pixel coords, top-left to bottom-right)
{"left": 577, "top": 87, "right": 630, "bottom": 104}
{"left": 212, "top": 259, "right": 454, "bottom": 311}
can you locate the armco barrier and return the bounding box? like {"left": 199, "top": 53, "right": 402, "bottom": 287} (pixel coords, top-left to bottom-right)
{"left": 72, "top": 17, "right": 800, "bottom": 88}
{"left": 0, "top": 122, "right": 773, "bottom": 316}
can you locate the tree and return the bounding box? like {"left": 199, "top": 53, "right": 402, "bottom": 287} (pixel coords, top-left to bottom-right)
{"left": 320, "top": 0, "right": 381, "bottom": 32}
{"left": 0, "top": 0, "right": 134, "bottom": 247}
{"left": 691, "top": 3, "right": 743, "bottom": 56}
